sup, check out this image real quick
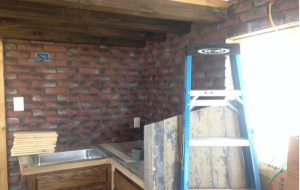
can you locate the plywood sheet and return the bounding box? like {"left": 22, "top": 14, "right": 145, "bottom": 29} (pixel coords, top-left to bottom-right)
{"left": 144, "top": 107, "right": 247, "bottom": 189}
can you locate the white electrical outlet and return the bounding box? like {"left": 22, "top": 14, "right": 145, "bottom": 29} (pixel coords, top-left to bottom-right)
{"left": 134, "top": 117, "right": 140, "bottom": 128}
{"left": 13, "top": 97, "right": 24, "bottom": 111}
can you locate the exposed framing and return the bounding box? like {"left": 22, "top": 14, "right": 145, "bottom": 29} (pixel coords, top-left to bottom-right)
{"left": 0, "top": 39, "right": 8, "bottom": 190}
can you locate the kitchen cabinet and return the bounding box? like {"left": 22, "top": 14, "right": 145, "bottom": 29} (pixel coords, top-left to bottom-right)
{"left": 114, "top": 169, "right": 143, "bottom": 190}
{"left": 27, "top": 164, "right": 111, "bottom": 190}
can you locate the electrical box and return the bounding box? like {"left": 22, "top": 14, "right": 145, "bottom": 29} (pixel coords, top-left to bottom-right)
{"left": 134, "top": 117, "right": 140, "bottom": 128}
{"left": 13, "top": 97, "right": 24, "bottom": 111}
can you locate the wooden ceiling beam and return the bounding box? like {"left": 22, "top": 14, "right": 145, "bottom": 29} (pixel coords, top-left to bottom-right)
{"left": 0, "top": 28, "right": 146, "bottom": 47}
{"left": 0, "top": 17, "right": 166, "bottom": 42}
{"left": 22, "top": 0, "right": 228, "bottom": 22}
{"left": 0, "top": 0, "right": 191, "bottom": 34}
{"left": 170, "top": 0, "right": 229, "bottom": 7}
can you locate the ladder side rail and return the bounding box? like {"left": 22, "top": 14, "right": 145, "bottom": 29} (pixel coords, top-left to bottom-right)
{"left": 180, "top": 55, "right": 192, "bottom": 190}
{"left": 230, "top": 55, "right": 261, "bottom": 190}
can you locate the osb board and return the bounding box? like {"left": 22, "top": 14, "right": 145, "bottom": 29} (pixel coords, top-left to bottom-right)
{"left": 144, "top": 107, "right": 247, "bottom": 190}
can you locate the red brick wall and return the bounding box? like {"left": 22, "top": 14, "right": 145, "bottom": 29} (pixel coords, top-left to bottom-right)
{"left": 4, "top": 0, "right": 299, "bottom": 189}
{"left": 142, "top": 0, "right": 299, "bottom": 124}
{"left": 4, "top": 40, "right": 146, "bottom": 189}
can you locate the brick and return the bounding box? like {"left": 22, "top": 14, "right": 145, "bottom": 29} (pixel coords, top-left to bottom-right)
{"left": 44, "top": 60, "right": 67, "bottom": 66}
{"left": 91, "top": 75, "right": 110, "bottom": 81}
{"left": 112, "top": 112, "right": 130, "bottom": 118}
{"left": 33, "top": 109, "right": 57, "bottom": 116}
{"left": 43, "top": 45, "right": 66, "bottom": 52}
{"left": 8, "top": 176, "right": 20, "bottom": 184}
{"left": 56, "top": 53, "right": 78, "bottom": 60}
{"left": 46, "top": 101, "right": 68, "bottom": 108}
{"left": 6, "top": 65, "right": 30, "bottom": 73}
{"left": 95, "top": 125, "right": 111, "bottom": 132}
{"left": 284, "top": 8, "right": 299, "bottom": 23}
{"left": 6, "top": 110, "right": 31, "bottom": 117}
{"left": 101, "top": 81, "right": 118, "bottom": 87}
{"left": 252, "top": 13, "right": 284, "bottom": 31}
{"left": 56, "top": 141, "right": 68, "bottom": 148}
{"left": 57, "top": 81, "right": 79, "bottom": 87}
{"left": 92, "top": 100, "right": 110, "bottom": 106}
{"left": 82, "top": 120, "right": 100, "bottom": 126}
{"left": 240, "top": 6, "right": 268, "bottom": 22}
{"left": 67, "top": 61, "right": 89, "bottom": 67}
{"left": 79, "top": 55, "right": 100, "bottom": 61}
{"left": 70, "top": 87, "right": 89, "bottom": 93}
{"left": 158, "top": 67, "right": 169, "bottom": 74}
{"left": 92, "top": 113, "right": 111, "bottom": 119}
{"left": 158, "top": 81, "right": 168, "bottom": 87}
{"left": 79, "top": 68, "right": 99, "bottom": 74}
{"left": 58, "top": 108, "right": 79, "bottom": 114}
{"left": 57, "top": 94, "right": 79, "bottom": 101}
{"left": 120, "top": 69, "right": 142, "bottom": 75}
{"left": 111, "top": 75, "right": 127, "bottom": 81}
{"left": 17, "top": 44, "right": 42, "bottom": 51}
{"left": 80, "top": 81, "right": 99, "bottom": 86}
{"left": 33, "top": 67, "right": 56, "bottom": 73}
{"left": 213, "top": 78, "right": 225, "bottom": 86}
{"left": 20, "top": 87, "right": 43, "bottom": 94}
{"left": 57, "top": 121, "right": 80, "bottom": 128}
{"left": 130, "top": 100, "right": 145, "bottom": 105}
{"left": 33, "top": 95, "right": 56, "bottom": 101}
{"left": 45, "top": 88, "right": 67, "bottom": 94}
{"left": 80, "top": 94, "right": 99, "bottom": 100}
{"left": 18, "top": 59, "right": 43, "bottom": 66}
{"left": 8, "top": 124, "right": 31, "bottom": 132}
{"left": 69, "top": 74, "right": 90, "bottom": 80}
{"left": 70, "top": 101, "right": 91, "bottom": 107}
{"left": 120, "top": 106, "right": 138, "bottom": 112}
{"left": 59, "top": 134, "right": 81, "bottom": 142}
{"left": 80, "top": 107, "right": 100, "bottom": 113}
{"left": 90, "top": 62, "right": 110, "bottom": 68}
{"left": 4, "top": 43, "right": 16, "bottom": 50}
{"left": 57, "top": 67, "right": 78, "bottom": 73}
{"left": 101, "top": 69, "right": 119, "bottom": 75}
{"left": 195, "top": 78, "right": 213, "bottom": 86}
{"left": 19, "top": 73, "right": 43, "bottom": 80}
{"left": 34, "top": 123, "right": 57, "bottom": 130}
{"left": 69, "top": 140, "right": 91, "bottom": 147}
{"left": 90, "top": 87, "right": 111, "bottom": 93}
{"left": 20, "top": 116, "right": 46, "bottom": 123}
{"left": 47, "top": 115, "right": 68, "bottom": 121}
{"left": 217, "top": 16, "right": 239, "bottom": 30}
{"left": 119, "top": 81, "right": 138, "bottom": 87}
{"left": 5, "top": 80, "right": 30, "bottom": 87}
{"left": 273, "top": 0, "right": 299, "bottom": 13}
{"left": 207, "top": 30, "right": 227, "bottom": 42}
{"left": 100, "top": 94, "right": 119, "bottom": 99}
{"left": 111, "top": 62, "right": 129, "bottom": 69}
{"left": 32, "top": 81, "right": 56, "bottom": 87}
{"left": 102, "top": 131, "right": 120, "bottom": 137}
{"left": 100, "top": 106, "right": 119, "bottom": 112}
{"left": 90, "top": 48, "right": 111, "bottom": 55}
{"left": 67, "top": 47, "right": 90, "bottom": 54}
{"left": 111, "top": 100, "right": 129, "bottom": 106}
{"left": 5, "top": 51, "right": 30, "bottom": 58}
{"left": 4, "top": 74, "right": 17, "bottom": 80}
{"left": 5, "top": 88, "right": 18, "bottom": 95}
{"left": 229, "top": 0, "right": 253, "bottom": 15}
{"left": 71, "top": 127, "right": 92, "bottom": 133}
{"left": 205, "top": 69, "right": 225, "bottom": 77}
{"left": 227, "top": 24, "right": 249, "bottom": 37}
{"left": 147, "top": 68, "right": 157, "bottom": 75}
{"left": 91, "top": 138, "right": 111, "bottom": 144}
{"left": 24, "top": 102, "right": 45, "bottom": 109}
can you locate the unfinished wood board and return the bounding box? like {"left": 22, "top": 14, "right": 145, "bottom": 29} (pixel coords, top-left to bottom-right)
{"left": 171, "top": 0, "right": 229, "bottom": 7}
{"left": 100, "top": 144, "right": 134, "bottom": 163}
{"left": 0, "top": 39, "right": 8, "bottom": 190}
{"left": 144, "top": 107, "right": 247, "bottom": 190}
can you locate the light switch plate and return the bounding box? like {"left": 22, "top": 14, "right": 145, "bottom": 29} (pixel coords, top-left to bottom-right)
{"left": 134, "top": 117, "right": 140, "bottom": 128}
{"left": 13, "top": 97, "right": 24, "bottom": 111}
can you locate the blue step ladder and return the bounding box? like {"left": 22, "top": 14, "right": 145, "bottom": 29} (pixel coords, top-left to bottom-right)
{"left": 180, "top": 44, "right": 261, "bottom": 190}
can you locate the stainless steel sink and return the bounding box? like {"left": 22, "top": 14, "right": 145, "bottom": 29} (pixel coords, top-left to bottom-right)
{"left": 31, "top": 148, "right": 108, "bottom": 167}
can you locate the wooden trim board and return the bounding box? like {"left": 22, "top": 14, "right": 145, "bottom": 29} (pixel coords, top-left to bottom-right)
{"left": 171, "top": 0, "right": 229, "bottom": 8}
{"left": 0, "top": 39, "right": 8, "bottom": 190}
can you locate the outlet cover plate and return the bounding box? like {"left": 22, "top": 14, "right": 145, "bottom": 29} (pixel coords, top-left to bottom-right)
{"left": 13, "top": 97, "right": 24, "bottom": 111}
{"left": 134, "top": 117, "right": 140, "bottom": 128}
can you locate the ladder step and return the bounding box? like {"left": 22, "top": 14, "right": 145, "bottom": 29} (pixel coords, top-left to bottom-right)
{"left": 190, "top": 90, "right": 241, "bottom": 97}
{"left": 195, "top": 100, "right": 229, "bottom": 107}
{"left": 189, "top": 138, "right": 250, "bottom": 147}
{"left": 189, "top": 189, "right": 255, "bottom": 190}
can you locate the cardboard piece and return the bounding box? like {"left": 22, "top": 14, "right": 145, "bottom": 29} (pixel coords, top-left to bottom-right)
{"left": 286, "top": 136, "right": 299, "bottom": 190}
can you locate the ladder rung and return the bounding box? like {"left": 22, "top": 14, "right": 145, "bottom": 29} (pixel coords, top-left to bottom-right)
{"left": 195, "top": 100, "right": 229, "bottom": 106}
{"left": 189, "top": 138, "right": 250, "bottom": 147}
{"left": 190, "top": 90, "right": 241, "bottom": 97}
{"left": 189, "top": 189, "right": 255, "bottom": 190}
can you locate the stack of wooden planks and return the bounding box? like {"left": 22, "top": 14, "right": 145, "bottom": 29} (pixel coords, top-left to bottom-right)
{"left": 11, "top": 132, "right": 57, "bottom": 156}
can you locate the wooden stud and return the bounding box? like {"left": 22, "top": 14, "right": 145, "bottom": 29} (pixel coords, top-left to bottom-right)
{"left": 0, "top": 39, "right": 8, "bottom": 190}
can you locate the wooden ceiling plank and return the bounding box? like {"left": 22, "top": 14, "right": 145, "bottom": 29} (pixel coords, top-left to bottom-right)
{"left": 0, "top": 0, "right": 191, "bottom": 34}
{"left": 170, "top": 0, "right": 229, "bottom": 7}
{"left": 22, "top": 0, "right": 228, "bottom": 22}
{"left": 0, "top": 17, "right": 166, "bottom": 42}
{"left": 0, "top": 29, "right": 146, "bottom": 47}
